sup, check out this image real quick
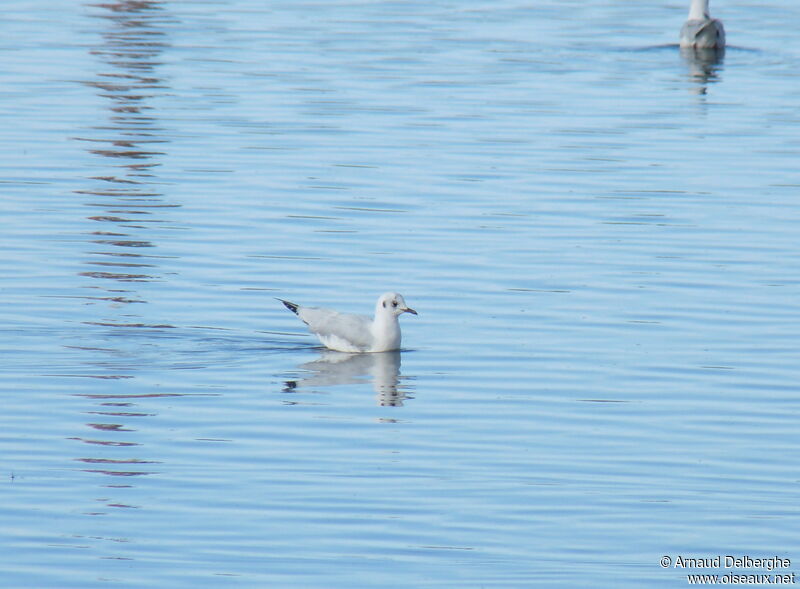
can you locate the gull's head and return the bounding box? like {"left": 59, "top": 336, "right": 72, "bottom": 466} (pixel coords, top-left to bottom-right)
{"left": 377, "top": 292, "right": 417, "bottom": 317}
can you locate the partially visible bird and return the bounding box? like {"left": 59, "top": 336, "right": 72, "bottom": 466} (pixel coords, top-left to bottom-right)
{"left": 680, "top": 0, "right": 725, "bottom": 49}
{"left": 278, "top": 292, "right": 417, "bottom": 353}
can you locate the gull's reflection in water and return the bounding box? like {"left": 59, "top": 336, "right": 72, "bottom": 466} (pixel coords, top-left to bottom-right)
{"left": 284, "top": 350, "right": 413, "bottom": 406}
{"left": 680, "top": 46, "right": 725, "bottom": 94}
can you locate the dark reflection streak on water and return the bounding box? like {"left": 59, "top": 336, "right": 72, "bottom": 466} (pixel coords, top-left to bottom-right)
{"left": 46, "top": 374, "right": 135, "bottom": 380}
{"left": 47, "top": 295, "right": 147, "bottom": 303}
{"left": 75, "top": 0, "right": 177, "bottom": 302}
{"left": 64, "top": 2, "right": 178, "bottom": 513}
{"left": 72, "top": 393, "right": 204, "bottom": 399}
{"left": 87, "top": 423, "right": 135, "bottom": 432}
{"left": 76, "top": 458, "right": 160, "bottom": 464}
{"left": 67, "top": 437, "right": 140, "bottom": 447}
{"left": 86, "top": 411, "right": 155, "bottom": 417}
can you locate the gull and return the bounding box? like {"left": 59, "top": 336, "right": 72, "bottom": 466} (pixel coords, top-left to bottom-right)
{"left": 680, "top": 0, "right": 725, "bottom": 49}
{"left": 278, "top": 292, "right": 417, "bottom": 353}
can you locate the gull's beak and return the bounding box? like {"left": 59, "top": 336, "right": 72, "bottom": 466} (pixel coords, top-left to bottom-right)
{"left": 403, "top": 306, "right": 417, "bottom": 315}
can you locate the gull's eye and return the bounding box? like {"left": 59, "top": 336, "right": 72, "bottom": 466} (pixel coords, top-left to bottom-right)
{"left": 392, "top": 301, "right": 398, "bottom": 307}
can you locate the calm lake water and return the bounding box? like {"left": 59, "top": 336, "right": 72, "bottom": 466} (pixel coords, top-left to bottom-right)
{"left": 2, "top": 1, "right": 800, "bottom": 587}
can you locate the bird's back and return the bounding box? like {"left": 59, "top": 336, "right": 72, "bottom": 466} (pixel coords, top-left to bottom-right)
{"left": 297, "top": 306, "right": 374, "bottom": 352}
{"left": 680, "top": 18, "right": 725, "bottom": 49}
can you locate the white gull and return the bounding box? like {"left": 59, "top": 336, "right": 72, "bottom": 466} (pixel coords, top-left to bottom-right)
{"left": 278, "top": 292, "right": 416, "bottom": 353}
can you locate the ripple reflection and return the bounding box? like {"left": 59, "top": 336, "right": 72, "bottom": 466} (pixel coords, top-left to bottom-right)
{"left": 680, "top": 46, "right": 725, "bottom": 94}
{"left": 284, "top": 350, "right": 415, "bottom": 407}
{"left": 64, "top": 1, "right": 178, "bottom": 509}
{"left": 73, "top": 0, "right": 178, "bottom": 302}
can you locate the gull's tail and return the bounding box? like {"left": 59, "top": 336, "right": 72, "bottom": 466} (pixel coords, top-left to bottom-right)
{"left": 277, "top": 298, "right": 299, "bottom": 315}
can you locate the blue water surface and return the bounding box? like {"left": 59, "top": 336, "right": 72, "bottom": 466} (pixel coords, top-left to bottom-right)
{"left": 1, "top": 1, "right": 799, "bottom": 587}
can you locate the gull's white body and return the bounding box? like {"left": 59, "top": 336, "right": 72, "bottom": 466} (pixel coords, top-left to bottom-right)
{"left": 279, "top": 292, "right": 416, "bottom": 353}
{"left": 680, "top": 0, "right": 725, "bottom": 49}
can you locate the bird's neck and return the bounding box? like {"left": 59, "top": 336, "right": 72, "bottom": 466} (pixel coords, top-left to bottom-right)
{"left": 373, "top": 311, "right": 399, "bottom": 331}
{"left": 688, "top": 0, "right": 710, "bottom": 20}
{"left": 371, "top": 312, "right": 401, "bottom": 351}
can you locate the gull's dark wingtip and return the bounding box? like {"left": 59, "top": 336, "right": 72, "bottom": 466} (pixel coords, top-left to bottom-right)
{"left": 276, "top": 298, "right": 299, "bottom": 315}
